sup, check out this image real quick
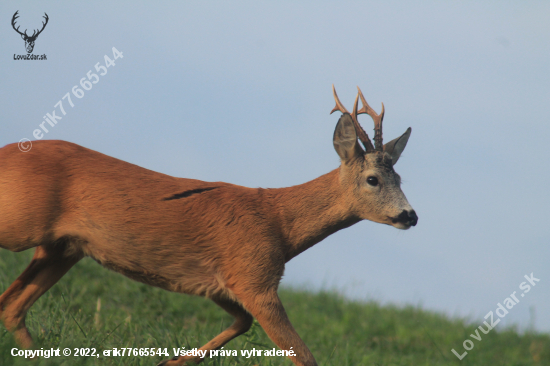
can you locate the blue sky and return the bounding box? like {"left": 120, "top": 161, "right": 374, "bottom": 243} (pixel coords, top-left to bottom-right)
{"left": 1, "top": 1, "right": 549, "bottom": 333}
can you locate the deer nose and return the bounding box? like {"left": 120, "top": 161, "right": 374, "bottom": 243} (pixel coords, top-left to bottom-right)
{"left": 408, "top": 210, "right": 418, "bottom": 226}
{"left": 393, "top": 209, "right": 418, "bottom": 226}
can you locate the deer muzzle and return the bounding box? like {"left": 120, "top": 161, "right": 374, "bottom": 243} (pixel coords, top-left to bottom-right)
{"left": 391, "top": 209, "right": 418, "bottom": 229}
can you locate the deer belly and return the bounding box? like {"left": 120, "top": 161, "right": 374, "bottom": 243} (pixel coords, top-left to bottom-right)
{"left": 84, "top": 239, "right": 236, "bottom": 300}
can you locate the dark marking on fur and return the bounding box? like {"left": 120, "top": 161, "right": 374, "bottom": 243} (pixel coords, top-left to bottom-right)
{"left": 162, "top": 187, "right": 218, "bottom": 201}
{"left": 96, "top": 258, "right": 173, "bottom": 289}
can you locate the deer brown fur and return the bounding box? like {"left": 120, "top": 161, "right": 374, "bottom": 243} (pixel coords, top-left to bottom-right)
{"left": 0, "top": 87, "right": 417, "bottom": 366}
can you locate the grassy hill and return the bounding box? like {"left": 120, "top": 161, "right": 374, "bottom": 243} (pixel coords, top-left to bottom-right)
{"left": 0, "top": 250, "right": 548, "bottom": 366}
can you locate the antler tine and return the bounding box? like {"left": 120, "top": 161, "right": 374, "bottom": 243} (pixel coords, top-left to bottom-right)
{"left": 330, "top": 84, "right": 349, "bottom": 115}
{"left": 356, "top": 86, "right": 385, "bottom": 151}
{"left": 352, "top": 92, "right": 375, "bottom": 152}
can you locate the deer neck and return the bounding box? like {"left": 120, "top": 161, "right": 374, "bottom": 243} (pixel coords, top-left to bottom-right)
{"left": 267, "top": 168, "right": 361, "bottom": 261}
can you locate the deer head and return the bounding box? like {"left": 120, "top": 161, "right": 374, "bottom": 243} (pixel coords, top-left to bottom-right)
{"left": 12, "top": 11, "right": 49, "bottom": 54}
{"left": 331, "top": 86, "right": 417, "bottom": 229}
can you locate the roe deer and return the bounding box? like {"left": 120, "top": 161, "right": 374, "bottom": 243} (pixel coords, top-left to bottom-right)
{"left": 0, "top": 86, "right": 417, "bottom": 366}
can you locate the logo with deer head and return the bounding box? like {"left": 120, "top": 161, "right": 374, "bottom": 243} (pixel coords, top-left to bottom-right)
{"left": 11, "top": 11, "right": 49, "bottom": 54}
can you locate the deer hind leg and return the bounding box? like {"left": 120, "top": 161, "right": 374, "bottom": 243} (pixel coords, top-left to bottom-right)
{"left": 0, "top": 244, "right": 82, "bottom": 348}
{"left": 156, "top": 296, "right": 253, "bottom": 366}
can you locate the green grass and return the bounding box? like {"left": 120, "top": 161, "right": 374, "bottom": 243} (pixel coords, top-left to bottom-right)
{"left": 0, "top": 250, "right": 549, "bottom": 366}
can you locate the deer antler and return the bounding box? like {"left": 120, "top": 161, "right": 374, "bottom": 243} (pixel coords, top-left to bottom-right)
{"left": 11, "top": 11, "right": 26, "bottom": 37}
{"left": 11, "top": 11, "right": 49, "bottom": 40}
{"left": 356, "top": 86, "right": 385, "bottom": 151}
{"left": 330, "top": 85, "right": 375, "bottom": 152}
{"left": 31, "top": 13, "right": 49, "bottom": 39}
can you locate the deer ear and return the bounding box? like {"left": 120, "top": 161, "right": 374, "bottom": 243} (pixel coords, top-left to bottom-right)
{"left": 383, "top": 127, "right": 411, "bottom": 165}
{"left": 333, "top": 113, "right": 363, "bottom": 163}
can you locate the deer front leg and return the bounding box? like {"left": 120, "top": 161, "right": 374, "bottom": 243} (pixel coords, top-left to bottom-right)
{"left": 240, "top": 290, "right": 317, "bottom": 366}
{"left": 156, "top": 296, "right": 253, "bottom": 366}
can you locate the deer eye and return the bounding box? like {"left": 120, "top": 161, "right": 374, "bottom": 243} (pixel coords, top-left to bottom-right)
{"left": 367, "top": 176, "right": 379, "bottom": 186}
